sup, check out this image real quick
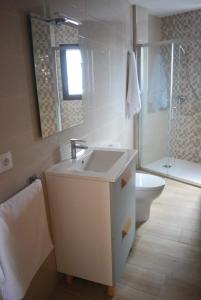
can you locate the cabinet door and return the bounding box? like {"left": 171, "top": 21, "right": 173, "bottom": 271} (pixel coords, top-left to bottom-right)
{"left": 46, "top": 175, "right": 113, "bottom": 285}
{"left": 110, "top": 159, "right": 136, "bottom": 284}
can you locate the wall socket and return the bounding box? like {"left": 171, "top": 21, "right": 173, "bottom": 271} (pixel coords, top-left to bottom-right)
{"left": 0, "top": 152, "right": 13, "bottom": 174}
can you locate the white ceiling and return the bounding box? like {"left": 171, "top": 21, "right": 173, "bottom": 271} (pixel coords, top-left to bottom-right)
{"left": 129, "top": 0, "right": 201, "bottom": 16}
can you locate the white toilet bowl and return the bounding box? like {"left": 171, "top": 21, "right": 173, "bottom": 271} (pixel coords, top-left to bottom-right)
{"left": 136, "top": 173, "right": 165, "bottom": 222}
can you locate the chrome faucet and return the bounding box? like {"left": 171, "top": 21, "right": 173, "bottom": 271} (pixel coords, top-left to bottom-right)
{"left": 70, "top": 138, "right": 88, "bottom": 159}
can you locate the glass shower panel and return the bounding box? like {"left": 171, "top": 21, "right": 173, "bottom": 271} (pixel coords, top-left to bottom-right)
{"left": 139, "top": 42, "right": 174, "bottom": 175}
{"left": 170, "top": 40, "right": 201, "bottom": 167}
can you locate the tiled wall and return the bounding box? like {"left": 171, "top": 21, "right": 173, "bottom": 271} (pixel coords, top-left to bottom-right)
{"left": 0, "top": 0, "right": 132, "bottom": 299}
{"left": 161, "top": 9, "right": 201, "bottom": 163}
{"left": 31, "top": 17, "right": 58, "bottom": 137}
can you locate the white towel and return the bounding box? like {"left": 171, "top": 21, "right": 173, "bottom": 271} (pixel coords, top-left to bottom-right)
{"left": 126, "top": 51, "right": 141, "bottom": 118}
{"left": 0, "top": 179, "right": 54, "bottom": 300}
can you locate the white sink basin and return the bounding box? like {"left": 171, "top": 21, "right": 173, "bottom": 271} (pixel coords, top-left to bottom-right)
{"left": 83, "top": 150, "right": 124, "bottom": 172}
{"left": 46, "top": 147, "right": 137, "bottom": 182}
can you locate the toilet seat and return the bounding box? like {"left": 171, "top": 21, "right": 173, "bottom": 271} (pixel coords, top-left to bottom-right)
{"left": 136, "top": 173, "right": 165, "bottom": 191}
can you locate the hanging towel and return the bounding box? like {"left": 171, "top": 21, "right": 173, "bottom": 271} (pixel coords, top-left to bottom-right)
{"left": 126, "top": 51, "right": 141, "bottom": 118}
{"left": 0, "top": 179, "right": 54, "bottom": 300}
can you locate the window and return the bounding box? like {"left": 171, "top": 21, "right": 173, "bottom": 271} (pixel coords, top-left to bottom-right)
{"left": 60, "top": 44, "right": 83, "bottom": 100}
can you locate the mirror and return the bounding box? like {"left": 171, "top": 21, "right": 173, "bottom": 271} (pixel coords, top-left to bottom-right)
{"left": 30, "top": 14, "right": 84, "bottom": 138}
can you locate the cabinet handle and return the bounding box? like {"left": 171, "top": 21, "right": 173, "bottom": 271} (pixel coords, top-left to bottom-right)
{"left": 121, "top": 169, "right": 132, "bottom": 189}
{"left": 122, "top": 217, "right": 132, "bottom": 238}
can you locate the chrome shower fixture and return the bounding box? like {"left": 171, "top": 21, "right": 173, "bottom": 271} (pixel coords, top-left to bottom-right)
{"left": 53, "top": 12, "right": 82, "bottom": 26}
{"left": 179, "top": 45, "right": 185, "bottom": 55}
{"left": 176, "top": 95, "right": 187, "bottom": 104}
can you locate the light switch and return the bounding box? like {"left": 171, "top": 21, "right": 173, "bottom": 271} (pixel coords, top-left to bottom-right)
{"left": 0, "top": 152, "right": 13, "bottom": 173}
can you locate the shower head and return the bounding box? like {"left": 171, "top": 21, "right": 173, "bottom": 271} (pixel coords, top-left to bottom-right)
{"left": 54, "top": 17, "right": 81, "bottom": 26}
{"left": 51, "top": 13, "right": 82, "bottom": 26}
{"left": 54, "top": 17, "right": 67, "bottom": 25}
{"left": 31, "top": 12, "right": 82, "bottom": 26}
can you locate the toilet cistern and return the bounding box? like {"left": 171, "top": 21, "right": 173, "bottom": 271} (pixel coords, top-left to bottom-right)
{"left": 70, "top": 138, "right": 88, "bottom": 159}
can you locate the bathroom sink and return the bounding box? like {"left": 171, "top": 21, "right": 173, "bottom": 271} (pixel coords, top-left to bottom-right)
{"left": 46, "top": 147, "right": 137, "bottom": 182}
{"left": 83, "top": 150, "right": 124, "bottom": 172}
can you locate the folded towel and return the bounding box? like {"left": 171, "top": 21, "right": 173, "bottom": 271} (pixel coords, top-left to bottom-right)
{"left": 0, "top": 179, "right": 54, "bottom": 300}
{"left": 126, "top": 51, "right": 141, "bottom": 118}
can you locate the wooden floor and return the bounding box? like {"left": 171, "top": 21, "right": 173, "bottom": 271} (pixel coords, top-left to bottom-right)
{"left": 49, "top": 179, "right": 201, "bottom": 300}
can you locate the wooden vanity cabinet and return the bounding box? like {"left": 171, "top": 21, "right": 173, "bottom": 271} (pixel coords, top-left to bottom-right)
{"left": 46, "top": 159, "right": 136, "bottom": 296}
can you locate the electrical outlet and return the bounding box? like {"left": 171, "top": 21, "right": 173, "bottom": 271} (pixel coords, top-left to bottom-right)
{"left": 0, "top": 152, "right": 13, "bottom": 173}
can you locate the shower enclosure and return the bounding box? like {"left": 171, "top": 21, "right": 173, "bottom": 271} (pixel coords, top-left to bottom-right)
{"left": 138, "top": 39, "right": 201, "bottom": 186}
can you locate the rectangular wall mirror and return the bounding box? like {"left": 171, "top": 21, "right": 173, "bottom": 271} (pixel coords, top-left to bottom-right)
{"left": 30, "top": 13, "right": 84, "bottom": 138}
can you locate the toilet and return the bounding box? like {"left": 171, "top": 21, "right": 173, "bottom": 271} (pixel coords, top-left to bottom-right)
{"left": 135, "top": 172, "right": 165, "bottom": 222}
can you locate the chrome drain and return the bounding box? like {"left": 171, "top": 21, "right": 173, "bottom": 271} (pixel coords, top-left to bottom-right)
{"left": 163, "top": 164, "right": 172, "bottom": 168}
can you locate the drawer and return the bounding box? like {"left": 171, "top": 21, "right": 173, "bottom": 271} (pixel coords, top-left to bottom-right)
{"left": 110, "top": 160, "right": 136, "bottom": 239}
{"left": 110, "top": 159, "right": 136, "bottom": 284}
{"left": 112, "top": 215, "right": 135, "bottom": 284}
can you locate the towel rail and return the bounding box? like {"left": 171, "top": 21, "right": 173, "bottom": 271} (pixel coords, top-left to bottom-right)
{"left": 29, "top": 175, "right": 40, "bottom": 184}
{"left": 0, "top": 175, "right": 42, "bottom": 210}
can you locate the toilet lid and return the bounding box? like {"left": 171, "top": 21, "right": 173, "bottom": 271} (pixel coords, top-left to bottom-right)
{"left": 136, "top": 173, "right": 165, "bottom": 191}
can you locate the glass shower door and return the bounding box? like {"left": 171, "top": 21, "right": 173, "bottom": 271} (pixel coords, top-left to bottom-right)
{"left": 139, "top": 42, "right": 175, "bottom": 175}
{"left": 168, "top": 39, "right": 201, "bottom": 181}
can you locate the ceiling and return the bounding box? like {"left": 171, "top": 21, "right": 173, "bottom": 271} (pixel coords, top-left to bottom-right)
{"left": 129, "top": 0, "right": 201, "bottom": 16}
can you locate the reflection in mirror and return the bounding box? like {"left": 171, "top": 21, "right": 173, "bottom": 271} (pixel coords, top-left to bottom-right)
{"left": 30, "top": 14, "right": 84, "bottom": 138}
{"left": 60, "top": 44, "right": 83, "bottom": 100}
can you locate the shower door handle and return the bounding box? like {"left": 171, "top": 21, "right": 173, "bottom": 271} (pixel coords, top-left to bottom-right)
{"left": 171, "top": 106, "right": 177, "bottom": 120}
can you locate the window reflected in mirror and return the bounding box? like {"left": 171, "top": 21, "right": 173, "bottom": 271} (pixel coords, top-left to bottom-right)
{"left": 60, "top": 44, "right": 83, "bottom": 100}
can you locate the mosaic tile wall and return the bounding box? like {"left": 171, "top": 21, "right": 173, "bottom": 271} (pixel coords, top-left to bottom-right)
{"left": 31, "top": 18, "right": 58, "bottom": 138}
{"left": 161, "top": 9, "right": 201, "bottom": 163}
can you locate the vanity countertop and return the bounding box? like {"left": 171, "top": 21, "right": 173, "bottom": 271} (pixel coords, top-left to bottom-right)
{"left": 46, "top": 147, "right": 138, "bottom": 182}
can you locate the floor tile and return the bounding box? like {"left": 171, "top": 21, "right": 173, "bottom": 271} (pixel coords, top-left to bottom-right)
{"left": 159, "top": 277, "right": 201, "bottom": 300}
{"left": 120, "top": 263, "right": 165, "bottom": 296}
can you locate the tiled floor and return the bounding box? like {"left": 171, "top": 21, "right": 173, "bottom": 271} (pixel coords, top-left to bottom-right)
{"left": 49, "top": 179, "right": 201, "bottom": 300}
